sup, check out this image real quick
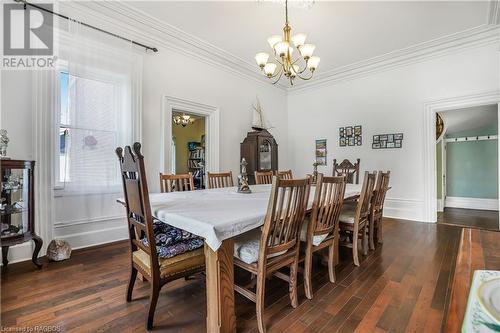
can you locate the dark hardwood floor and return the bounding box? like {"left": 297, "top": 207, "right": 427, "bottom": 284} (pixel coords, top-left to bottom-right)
{"left": 1, "top": 218, "right": 463, "bottom": 333}
{"left": 437, "top": 207, "right": 499, "bottom": 230}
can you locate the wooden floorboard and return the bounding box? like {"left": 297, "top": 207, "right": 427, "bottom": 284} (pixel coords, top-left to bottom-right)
{"left": 437, "top": 207, "right": 499, "bottom": 231}
{"left": 1, "top": 217, "right": 468, "bottom": 332}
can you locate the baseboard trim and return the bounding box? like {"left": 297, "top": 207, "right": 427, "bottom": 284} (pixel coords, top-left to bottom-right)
{"left": 2, "top": 225, "right": 128, "bottom": 265}
{"left": 445, "top": 196, "right": 499, "bottom": 211}
{"left": 383, "top": 198, "right": 428, "bottom": 222}
{"left": 437, "top": 199, "right": 444, "bottom": 212}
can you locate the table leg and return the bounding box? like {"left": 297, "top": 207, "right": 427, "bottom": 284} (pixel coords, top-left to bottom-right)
{"left": 205, "top": 239, "right": 236, "bottom": 333}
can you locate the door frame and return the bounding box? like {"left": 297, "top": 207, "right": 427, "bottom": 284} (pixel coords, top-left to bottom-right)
{"left": 422, "top": 90, "right": 500, "bottom": 222}
{"left": 161, "top": 96, "right": 220, "bottom": 176}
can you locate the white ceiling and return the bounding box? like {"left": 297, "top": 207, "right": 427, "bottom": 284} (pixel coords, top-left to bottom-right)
{"left": 440, "top": 104, "right": 498, "bottom": 135}
{"left": 126, "top": 1, "right": 490, "bottom": 73}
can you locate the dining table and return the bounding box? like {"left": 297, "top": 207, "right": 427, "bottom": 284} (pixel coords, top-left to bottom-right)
{"left": 123, "top": 183, "right": 362, "bottom": 333}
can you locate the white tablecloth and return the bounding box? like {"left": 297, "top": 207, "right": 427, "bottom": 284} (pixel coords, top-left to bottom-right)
{"left": 121, "top": 183, "right": 361, "bottom": 251}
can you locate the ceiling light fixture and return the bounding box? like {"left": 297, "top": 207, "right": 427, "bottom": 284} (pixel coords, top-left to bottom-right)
{"left": 173, "top": 114, "right": 195, "bottom": 127}
{"left": 255, "top": 0, "right": 320, "bottom": 85}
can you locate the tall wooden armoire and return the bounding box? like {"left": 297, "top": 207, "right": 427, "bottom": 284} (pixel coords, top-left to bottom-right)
{"left": 240, "top": 129, "right": 278, "bottom": 185}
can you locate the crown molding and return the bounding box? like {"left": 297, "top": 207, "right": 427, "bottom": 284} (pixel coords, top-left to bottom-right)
{"left": 288, "top": 25, "right": 500, "bottom": 93}
{"left": 58, "top": 2, "right": 498, "bottom": 94}
{"left": 489, "top": 0, "right": 500, "bottom": 24}
{"left": 58, "top": 1, "right": 289, "bottom": 90}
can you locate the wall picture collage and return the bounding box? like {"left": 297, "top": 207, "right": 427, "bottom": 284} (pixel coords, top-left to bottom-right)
{"left": 372, "top": 133, "right": 403, "bottom": 149}
{"left": 339, "top": 125, "right": 362, "bottom": 147}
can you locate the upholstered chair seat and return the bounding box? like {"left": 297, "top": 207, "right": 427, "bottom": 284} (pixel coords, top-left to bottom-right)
{"left": 132, "top": 248, "right": 205, "bottom": 279}
{"left": 299, "top": 218, "right": 329, "bottom": 246}
{"left": 234, "top": 228, "right": 287, "bottom": 264}
{"left": 339, "top": 209, "right": 356, "bottom": 224}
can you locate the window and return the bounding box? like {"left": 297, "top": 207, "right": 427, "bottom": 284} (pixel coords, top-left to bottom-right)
{"left": 56, "top": 70, "right": 127, "bottom": 193}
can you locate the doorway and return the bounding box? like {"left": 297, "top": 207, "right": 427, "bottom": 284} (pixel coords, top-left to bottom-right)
{"left": 161, "top": 96, "right": 220, "bottom": 189}
{"left": 435, "top": 104, "right": 499, "bottom": 230}
{"left": 171, "top": 111, "right": 206, "bottom": 189}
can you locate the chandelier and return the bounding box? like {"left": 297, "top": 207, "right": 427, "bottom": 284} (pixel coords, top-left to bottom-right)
{"left": 255, "top": 0, "right": 320, "bottom": 85}
{"left": 173, "top": 114, "right": 195, "bottom": 127}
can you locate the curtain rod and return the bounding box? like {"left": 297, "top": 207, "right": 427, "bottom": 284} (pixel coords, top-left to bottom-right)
{"left": 14, "top": 0, "right": 158, "bottom": 53}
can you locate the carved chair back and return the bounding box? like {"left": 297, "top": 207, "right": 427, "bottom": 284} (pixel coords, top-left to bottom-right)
{"left": 255, "top": 170, "right": 274, "bottom": 185}
{"left": 260, "top": 176, "right": 311, "bottom": 259}
{"left": 159, "top": 173, "right": 194, "bottom": 193}
{"left": 309, "top": 174, "right": 347, "bottom": 238}
{"left": 276, "top": 169, "right": 293, "bottom": 180}
{"left": 333, "top": 158, "right": 361, "bottom": 184}
{"left": 116, "top": 143, "right": 159, "bottom": 279}
{"left": 207, "top": 171, "right": 234, "bottom": 189}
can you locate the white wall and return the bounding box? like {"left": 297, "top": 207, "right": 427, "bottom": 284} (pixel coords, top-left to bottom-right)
{"left": 1, "top": 46, "right": 287, "bottom": 264}
{"left": 287, "top": 44, "right": 499, "bottom": 221}
{"left": 142, "top": 50, "right": 288, "bottom": 193}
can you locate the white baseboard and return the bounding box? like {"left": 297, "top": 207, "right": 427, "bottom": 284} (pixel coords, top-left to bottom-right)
{"left": 437, "top": 199, "right": 444, "bottom": 212}
{"left": 445, "top": 196, "right": 499, "bottom": 211}
{"left": 383, "top": 198, "right": 428, "bottom": 222}
{"left": 2, "top": 216, "right": 128, "bottom": 265}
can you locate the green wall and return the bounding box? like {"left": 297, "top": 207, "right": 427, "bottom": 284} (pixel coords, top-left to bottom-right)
{"left": 446, "top": 124, "right": 498, "bottom": 199}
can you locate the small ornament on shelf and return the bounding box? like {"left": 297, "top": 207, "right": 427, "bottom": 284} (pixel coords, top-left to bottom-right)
{"left": 237, "top": 158, "right": 252, "bottom": 194}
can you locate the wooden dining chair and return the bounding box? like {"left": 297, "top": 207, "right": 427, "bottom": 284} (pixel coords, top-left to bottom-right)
{"left": 207, "top": 171, "right": 234, "bottom": 189}
{"left": 300, "top": 174, "right": 346, "bottom": 299}
{"left": 159, "top": 172, "right": 194, "bottom": 192}
{"left": 116, "top": 143, "right": 205, "bottom": 330}
{"left": 254, "top": 170, "right": 274, "bottom": 184}
{"left": 339, "top": 171, "right": 376, "bottom": 266}
{"left": 233, "top": 176, "right": 311, "bottom": 333}
{"left": 276, "top": 169, "right": 293, "bottom": 180}
{"left": 333, "top": 158, "right": 361, "bottom": 184}
{"left": 369, "top": 171, "right": 391, "bottom": 250}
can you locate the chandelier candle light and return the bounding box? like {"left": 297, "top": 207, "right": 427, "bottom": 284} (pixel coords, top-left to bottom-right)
{"left": 255, "top": 0, "right": 320, "bottom": 85}
{"left": 173, "top": 113, "right": 195, "bottom": 127}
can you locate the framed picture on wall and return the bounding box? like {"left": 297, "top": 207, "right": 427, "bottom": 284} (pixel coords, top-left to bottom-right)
{"left": 354, "top": 125, "right": 362, "bottom": 136}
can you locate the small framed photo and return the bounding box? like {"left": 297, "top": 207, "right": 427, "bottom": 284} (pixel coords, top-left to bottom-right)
{"left": 340, "top": 137, "right": 346, "bottom": 147}
{"left": 395, "top": 140, "right": 402, "bottom": 148}
{"left": 387, "top": 134, "right": 394, "bottom": 143}
{"left": 373, "top": 135, "right": 380, "bottom": 143}
{"left": 339, "top": 127, "right": 345, "bottom": 136}
{"left": 354, "top": 125, "right": 362, "bottom": 136}
{"left": 380, "top": 141, "right": 387, "bottom": 148}
{"left": 379, "top": 134, "right": 388, "bottom": 141}
{"left": 395, "top": 133, "right": 403, "bottom": 140}
{"left": 372, "top": 142, "right": 381, "bottom": 149}
{"left": 348, "top": 137, "right": 355, "bottom": 146}
{"left": 345, "top": 126, "right": 353, "bottom": 137}
{"left": 387, "top": 142, "right": 395, "bottom": 148}
{"left": 355, "top": 136, "right": 362, "bottom": 146}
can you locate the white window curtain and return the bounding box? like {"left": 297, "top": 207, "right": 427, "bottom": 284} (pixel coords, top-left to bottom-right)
{"left": 58, "top": 20, "right": 142, "bottom": 194}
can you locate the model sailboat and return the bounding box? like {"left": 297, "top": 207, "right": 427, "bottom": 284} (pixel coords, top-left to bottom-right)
{"left": 252, "top": 97, "right": 272, "bottom": 131}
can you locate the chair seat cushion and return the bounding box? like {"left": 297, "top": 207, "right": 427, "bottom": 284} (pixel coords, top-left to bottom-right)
{"left": 299, "top": 219, "right": 329, "bottom": 246}
{"left": 133, "top": 247, "right": 204, "bottom": 279}
{"left": 339, "top": 209, "right": 355, "bottom": 224}
{"left": 141, "top": 221, "right": 204, "bottom": 259}
{"left": 150, "top": 219, "right": 199, "bottom": 247}
{"left": 233, "top": 228, "right": 287, "bottom": 264}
